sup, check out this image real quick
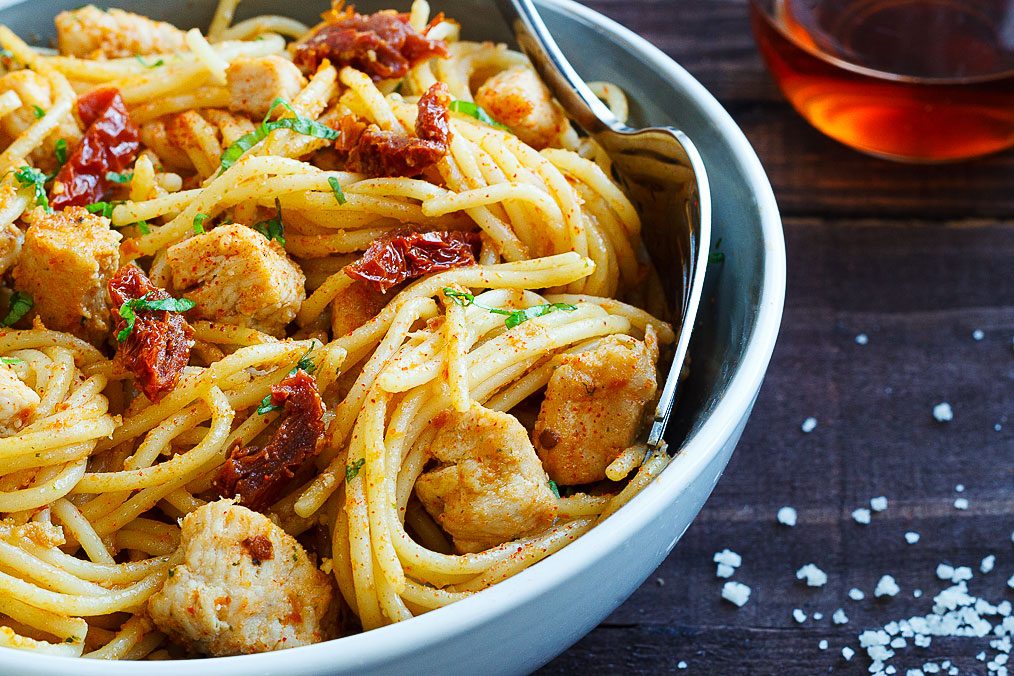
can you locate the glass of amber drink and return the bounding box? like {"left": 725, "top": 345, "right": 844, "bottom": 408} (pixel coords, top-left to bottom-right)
{"left": 749, "top": 0, "right": 1014, "bottom": 162}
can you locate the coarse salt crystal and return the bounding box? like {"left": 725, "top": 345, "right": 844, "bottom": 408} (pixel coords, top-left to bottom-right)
{"left": 853, "top": 508, "right": 872, "bottom": 524}
{"left": 905, "top": 532, "right": 920, "bottom": 544}
{"left": 721, "top": 581, "right": 751, "bottom": 607}
{"left": 801, "top": 417, "right": 818, "bottom": 433}
{"left": 933, "top": 402, "right": 953, "bottom": 422}
{"left": 954, "top": 497, "right": 969, "bottom": 510}
{"left": 890, "top": 637, "right": 906, "bottom": 648}
{"left": 777, "top": 506, "right": 797, "bottom": 527}
{"left": 955, "top": 484, "right": 965, "bottom": 492}
{"left": 796, "top": 563, "right": 828, "bottom": 587}
{"left": 982, "top": 555, "right": 996, "bottom": 574}
{"left": 876, "top": 575, "right": 901, "bottom": 597}
{"left": 833, "top": 608, "right": 850, "bottom": 625}
{"left": 871, "top": 496, "right": 888, "bottom": 512}
{"left": 793, "top": 608, "right": 807, "bottom": 623}
{"left": 997, "top": 423, "right": 1004, "bottom": 432}
{"left": 716, "top": 563, "right": 735, "bottom": 579}
{"left": 842, "top": 646, "right": 855, "bottom": 661}
{"left": 913, "top": 589, "right": 923, "bottom": 598}
{"left": 914, "top": 634, "right": 931, "bottom": 648}
{"left": 819, "top": 639, "right": 828, "bottom": 650}
{"left": 849, "top": 588, "right": 866, "bottom": 601}
{"left": 973, "top": 329, "right": 985, "bottom": 341}
{"left": 952, "top": 566, "right": 973, "bottom": 582}
{"left": 936, "top": 564, "right": 955, "bottom": 580}
{"left": 677, "top": 661, "right": 688, "bottom": 670}
{"left": 856, "top": 333, "right": 869, "bottom": 345}
{"left": 713, "top": 549, "right": 742, "bottom": 568}
{"left": 1007, "top": 574, "right": 1013, "bottom": 590}
{"left": 813, "top": 612, "right": 824, "bottom": 620}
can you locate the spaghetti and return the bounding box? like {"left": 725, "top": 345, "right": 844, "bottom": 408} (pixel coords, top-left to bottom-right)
{"left": 0, "top": 0, "right": 676, "bottom": 659}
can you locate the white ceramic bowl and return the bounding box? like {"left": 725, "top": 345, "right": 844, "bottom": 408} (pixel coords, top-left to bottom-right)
{"left": 0, "top": 0, "right": 785, "bottom": 672}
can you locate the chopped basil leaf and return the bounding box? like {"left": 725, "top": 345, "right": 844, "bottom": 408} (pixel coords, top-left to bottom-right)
{"left": 449, "top": 100, "right": 510, "bottom": 131}
{"left": 548, "top": 480, "right": 561, "bottom": 498}
{"left": 136, "top": 219, "right": 150, "bottom": 235}
{"left": 85, "top": 201, "right": 117, "bottom": 218}
{"left": 292, "top": 348, "right": 316, "bottom": 375}
{"left": 54, "top": 139, "right": 68, "bottom": 167}
{"left": 116, "top": 292, "right": 195, "bottom": 342}
{"left": 193, "top": 213, "right": 209, "bottom": 234}
{"left": 219, "top": 99, "right": 339, "bottom": 171}
{"left": 345, "top": 458, "right": 366, "bottom": 482}
{"left": 105, "top": 170, "right": 133, "bottom": 183}
{"left": 1, "top": 357, "right": 22, "bottom": 365}
{"left": 328, "top": 176, "right": 347, "bottom": 205}
{"left": 2, "top": 291, "right": 33, "bottom": 327}
{"left": 256, "top": 393, "right": 282, "bottom": 415}
{"left": 134, "top": 55, "right": 164, "bottom": 68}
{"left": 31, "top": 105, "right": 45, "bottom": 119}
{"left": 252, "top": 197, "right": 285, "bottom": 245}
{"left": 441, "top": 287, "right": 575, "bottom": 329}
{"left": 11, "top": 166, "right": 49, "bottom": 212}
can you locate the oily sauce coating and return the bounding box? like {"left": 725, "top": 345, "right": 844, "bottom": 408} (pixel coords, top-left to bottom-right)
{"left": 335, "top": 82, "right": 452, "bottom": 178}
{"left": 293, "top": 6, "right": 448, "bottom": 80}
{"left": 214, "top": 370, "right": 325, "bottom": 512}
{"left": 344, "top": 229, "right": 481, "bottom": 293}
{"left": 51, "top": 88, "right": 140, "bottom": 210}
{"left": 108, "top": 266, "right": 194, "bottom": 403}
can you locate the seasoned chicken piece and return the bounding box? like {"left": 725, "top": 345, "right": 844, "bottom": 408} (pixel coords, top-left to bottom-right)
{"left": 141, "top": 109, "right": 256, "bottom": 176}
{"left": 0, "top": 220, "right": 21, "bottom": 277}
{"left": 0, "top": 71, "right": 81, "bottom": 172}
{"left": 533, "top": 331, "right": 659, "bottom": 485}
{"left": 11, "top": 207, "right": 121, "bottom": 344}
{"left": 474, "top": 66, "right": 569, "bottom": 150}
{"left": 148, "top": 500, "right": 332, "bottom": 656}
{"left": 55, "top": 5, "right": 186, "bottom": 59}
{"left": 415, "top": 405, "right": 558, "bottom": 553}
{"left": 226, "top": 56, "right": 306, "bottom": 119}
{"left": 165, "top": 223, "right": 305, "bottom": 336}
{"left": 330, "top": 280, "right": 390, "bottom": 337}
{"left": 0, "top": 362, "right": 40, "bottom": 436}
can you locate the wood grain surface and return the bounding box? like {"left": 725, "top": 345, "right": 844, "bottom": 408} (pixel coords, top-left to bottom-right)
{"left": 541, "top": 2, "right": 1014, "bottom": 674}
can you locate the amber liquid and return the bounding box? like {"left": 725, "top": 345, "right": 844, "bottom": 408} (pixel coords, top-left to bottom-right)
{"left": 750, "top": 0, "right": 1014, "bottom": 161}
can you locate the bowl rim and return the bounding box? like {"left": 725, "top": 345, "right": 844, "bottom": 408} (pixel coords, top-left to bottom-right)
{"left": 0, "top": 0, "right": 786, "bottom": 672}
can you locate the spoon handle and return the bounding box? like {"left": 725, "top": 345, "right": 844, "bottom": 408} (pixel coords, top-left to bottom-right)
{"left": 495, "top": 0, "right": 620, "bottom": 133}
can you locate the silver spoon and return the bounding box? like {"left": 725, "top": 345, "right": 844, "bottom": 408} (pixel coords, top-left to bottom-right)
{"left": 496, "top": 0, "right": 713, "bottom": 452}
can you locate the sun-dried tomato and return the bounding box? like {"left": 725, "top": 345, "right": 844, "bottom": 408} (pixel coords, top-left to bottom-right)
{"left": 108, "top": 266, "right": 194, "bottom": 403}
{"left": 214, "top": 370, "right": 325, "bottom": 512}
{"left": 335, "top": 82, "right": 451, "bottom": 178}
{"left": 345, "top": 229, "right": 481, "bottom": 294}
{"left": 51, "top": 88, "right": 140, "bottom": 210}
{"left": 294, "top": 6, "right": 449, "bottom": 80}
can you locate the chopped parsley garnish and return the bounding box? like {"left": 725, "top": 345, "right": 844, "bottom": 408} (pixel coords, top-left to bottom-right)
{"left": 709, "top": 237, "right": 725, "bottom": 264}
{"left": 116, "top": 293, "right": 195, "bottom": 342}
{"left": 136, "top": 219, "right": 151, "bottom": 235}
{"left": 11, "top": 166, "right": 50, "bottom": 212}
{"left": 31, "top": 105, "right": 45, "bottom": 119}
{"left": 85, "top": 201, "right": 119, "bottom": 219}
{"left": 193, "top": 213, "right": 209, "bottom": 234}
{"left": 345, "top": 458, "right": 366, "bottom": 482}
{"left": 328, "top": 176, "right": 347, "bottom": 205}
{"left": 1, "top": 357, "right": 23, "bottom": 365}
{"left": 252, "top": 197, "right": 285, "bottom": 245}
{"left": 441, "top": 287, "right": 577, "bottom": 329}
{"left": 257, "top": 393, "right": 282, "bottom": 415}
{"left": 106, "top": 170, "right": 133, "bottom": 183}
{"left": 548, "top": 480, "right": 561, "bottom": 498}
{"left": 291, "top": 348, "right": 316, "bottom": 375}
{"left": 2, "top": 291, "right": 33, "bottom": 327}
{"left": 449, "top": 100, "right": 510, "bottom": 131}
{"left": 135, "top": 55, "right": 164, "bottom": 68}
{"left": 219, "top": 98, "right": 339, "bottom": 171}
{"left": 54, "top": 139, "right": 68, "bottom": 167}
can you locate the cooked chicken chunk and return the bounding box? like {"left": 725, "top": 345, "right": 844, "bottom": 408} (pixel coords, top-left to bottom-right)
{"left": 148, "top": 500, "right": 332, "bottom": 656}
{"left": 0, "top": 220, "right": 21, "bottom": 277}
{"left": 330, "top": 280, "right": 389, "bottom": 337}
{"left": 11, "top": 207, "right": 121, "bottom": 344}
{"left": 474, "top": 66, "right": 569, "bottom": 150}
{"left": 415, "top": 404, "right": 558, "bottom": 553}
{"left": 0, "top": 363, "right": 40, "bottom": 436}
{"left": 0, "top": 71, "right": 81, "bottom": 172}
{"left": 165, "top": 223, "right": 305, "bottom": 336}
{"left": 141, "top": 109, "right": 256, "bottom": 177}
{"left": 55, "top": 5, "right": 186, "bottom": 59}
{"left": 533, "top": 331, "right": 659, "bottom": 485}
{"left": 226, "top": 56, "right": 306, "bottom": 119}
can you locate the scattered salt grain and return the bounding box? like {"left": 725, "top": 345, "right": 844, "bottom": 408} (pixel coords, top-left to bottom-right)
{"left": 793, "top": 608, "right": 807, "bottom": 623}
{"left": 842, "top": 646, "right": 855, "bottom": 661}
{"left": 849, "top": 588, "right": 866, "bottom": 601}
{"left": 801, "top": 417, "right": 818, "bottom": 433}
{"left": 978, "top": 652, "right": 987, "bottom": 661}
{"left": 913, "top": 589, "right": 923, "bottom": 598}
{"left": 955, "top": 484, "right": 965, "bottom": 492}
{"left": 856, "top": 333, "right": 869, "bottom": 345}
{"left": 905, "top": 532, "right": 920, "bottom": 545}
{"left": 713, "top": 549, "right": 742, "bottom": 569}
{"left": 656, "top": 577, "right": 665, "bottom": 586}
{"left": 914, "top": 634, "right": 931, "bottom": 648}
{"left": 716, "top": 563, "right": 735, "bottom": 579}
{"left": 890, "top": 637, "right": 907, "bottom": 648}
{"left": 876, "top": 575, "right": 901, "bottom": 598}
{"left": 981, "top": 555, "right": 996, "bottom": 574}
{"left": 1007, "top": 575, "right": 1013, "bottom": 590}
{"left": 933, "top": 402, "right": 953, "bottom": 422}
{"left": 973, "top": 329, "right": 985, "bottom": 341}
{"left": 677, "top": 661, "right": 688, "bottom": 670}
{"left": 997, "top": 423, "right": 1004, "bottom": 432}
{"left": 871, "top": 496, "right": 888, "bottom": 512}
{"left": 833, "top": 608, "right": 850, "bottom": 625}
{"left": 936, "top": 564, "right": 955, "bottom": 580}
{"left": 818, "top": 639, "right": 828, "bottom": 650}
{"left": 853, "top": 508, "right": 872, "bottom": 525}
{"left": 813, "top": 612, "right": 824, "bottom": 620}
{"left": 954, "top": 497, "right": 969, "bottom": 510}
{"left": 796, "top": 563, "right": 828, "bottom": 587}
{"left": 777, "top": 506, "right": 797, "bottom": 527}
{"left": 721, "top": 581, "right": 751, "bottom": 607}
{"left": 924, "top": 663, "right": 941, "bottom": 674}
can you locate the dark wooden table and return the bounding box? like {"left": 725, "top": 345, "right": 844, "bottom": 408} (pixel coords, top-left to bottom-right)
{"left": 541, "top": 2, "right": 1014, "bottom": 673}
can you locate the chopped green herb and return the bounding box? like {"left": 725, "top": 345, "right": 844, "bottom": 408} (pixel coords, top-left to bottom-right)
{"left": 442, "top": 287, "right": 576, "bottom": 329}
{"left": 105, "top": 170, "right": 133, "bottom": 183}
{"left": 292, "top": 553, "right": 298, "bottom": 562}
{"left": 85, "top": 201, "right": 117, "bottom": 219}
{"left": 257, "top": 393, "right": 282, "bottom": 415}
{"left": 252, "top": 197, "right": 285, "bottom": 245}
{"left": 193, "top": 213, "right": 209, "bottom": 234}
{"left": 2, "top": 291, "right": 33, "bottom": 327}
{"left": 54, "top": 138, "right": 68, "bottom": 167}
{"left": 219, "top": 98, "right": 339, "bottom": 171}
{"left": 134, "top": 55, "right": 164, "bottom": 68}
{"left": 136, "top": 219, "right": 150, "bottom": 235}
{"left": 328, "top": 176, "right": 347, "bottom": 205}
{"left": 708, "top": 237, "right": 725, "bottom": 264}
{"left": 11, "top": 166, "right": 49, "bottom": 212}
{"left": 1, "top": 357, "right": 23, "bottom": 365}
{"left": 291, "top": 348, "right": 316, "bottom": 375}
{"left": 167, "top": 569, "right": 174, "bottom": 577}
{"left": 548, "top": 480, "right": 560, "bottom": 498}
{"left": 345, "top": 458, "right": 366, "bottom": 482}
{"left": 449, "top": 100, "right": 510, "bottom": 131}
{"left": 116, "top": 293, "right": 195, "bottom": 342}
{"left": 31, "top": 105, "right": 45, "bottom": 119}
